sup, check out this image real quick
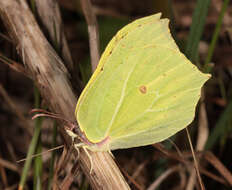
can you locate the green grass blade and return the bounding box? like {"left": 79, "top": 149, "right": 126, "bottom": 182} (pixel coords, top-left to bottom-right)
{"left": 33, "top": 138, "right": 42, "bottom": 190}
{"left": 47, "top": 122, "right": 58, "bottom": 190}
{"left": 19, "top": 87, "right": 42, "bottom": 189}
{"left": 205, "top": 101, "right": 232, "bottom": 150}
{"left": 204, "top": 0, "right": 231, "bottom": 150}
{"left": 185, "top": 0, "right": 211, "bottom": 62}
{"left": 203, "top": 0, "right": 230, "bottom": 73}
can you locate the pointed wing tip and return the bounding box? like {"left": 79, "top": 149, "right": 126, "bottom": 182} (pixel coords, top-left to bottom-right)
{"left": 201, "top": 72, "right": 211, "bottom": 82}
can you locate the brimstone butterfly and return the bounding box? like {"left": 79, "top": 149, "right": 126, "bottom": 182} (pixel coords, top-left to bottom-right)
{"left": 74, "top": 13, "right": 210, "bottom": 152}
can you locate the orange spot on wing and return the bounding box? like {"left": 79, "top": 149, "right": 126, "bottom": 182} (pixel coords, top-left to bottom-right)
{"left": 139, "top": 85, "right": 147, "bottom": 94}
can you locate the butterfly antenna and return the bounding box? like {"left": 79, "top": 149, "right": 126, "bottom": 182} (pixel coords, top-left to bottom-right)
{"left": 30, "top": 108, "right": 56, "bottom": 115}
{"left": 31, "top": 113, "right": 70, "bottom": 124}
{"left": 31, "top": 109, "right": 75, "bottom": 129}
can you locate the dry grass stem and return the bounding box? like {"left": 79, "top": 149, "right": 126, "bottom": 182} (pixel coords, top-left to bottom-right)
{"left": 80, "top": 0, "right": 100, "bottom": 72}
{"left": 186, "top": 90, "right": 209, "bottom": 190}
{"left": 35, "top": 0, "right": 74, "bottom": 71}
{"left": 0, "top": 0, "right": 129, "bottom": 189}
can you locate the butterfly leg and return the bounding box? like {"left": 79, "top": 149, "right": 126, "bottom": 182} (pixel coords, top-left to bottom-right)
{"left": 83, "top": 147, "right": 93, "bottom": 174}
{"left": 73, "top": 143, "right": 93, "bottom": 174}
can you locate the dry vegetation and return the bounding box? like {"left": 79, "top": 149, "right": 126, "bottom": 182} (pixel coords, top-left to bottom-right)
{"left": 0, "top": 0, "right": 232, "bottom": 189}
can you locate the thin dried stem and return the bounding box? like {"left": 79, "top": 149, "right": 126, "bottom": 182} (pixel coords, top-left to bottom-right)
{"left": 147, "top": 165, "right": 182, "bottom": 190}
{"left": 16, "top": 145, "right": 64, "bottom": 163}
{"left": 186, "top": 90, "right": 209, "bottom": 190}
{"left": 153, "top": 144, "right": 229, "bottom": 186}
{"left": 0, "top": 158, "right": 20, "bottom": 173}
{"left": 0, "top": 1, "right": 129, "bottom": 189}
{"left": 80, "top": 0, "right": 100, "bottom": 72}
{"left": 204, "top": 152, "right": 232, "bottom": 186}
{"left": 0, "top": 84, "right": 32, "bottom": 136}
{"left": 185, "top": 128, "right": 205, "bottom": 190}
{"left": 0, "top": 52, "right": 29, "bottom": 77}
{"left": 35, "top": 0, "right": 74, "bottom": 71}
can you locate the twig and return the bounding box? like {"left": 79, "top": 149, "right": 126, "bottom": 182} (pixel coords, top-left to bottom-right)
{"left": 35, "top": 0, "right": 74, "bottom": 71}
{"left": 60, "top": 160, "right": 81, "bottom": 189}
{"left": 131, "top": 159, "right": 148, "bottom": 181}
{"left": 120, "top": 167, "right": 144, "bottom": 190}
{"left": 147, "top": 165, "right": 182, "bottom": 190}
{"left": 16, "top": 145, "right": 64, "bottom": 163}
{"left": 204, "top": 152, "right": 232, "bottom": 186}
{"left": 0, "top": 84, "right": 32, "bottom": 136}
{"left": 186, "top": 90, "right": 208, "bottom": 190}
{"left": 153, "top": 144, "right": 229, "bottom": 186}
{"left": 0, "top": 158, "right": 20, "bottom": 173}
{"left": 0, "top": 1, "right": 129, "bottom": 189}
{"left": 0, "top": 52, "right": 29, "bottom": 78}
{"left": 0, "top": 32, "right": 13, "bottom": 42}
{"left": 185, "top": 128, "right": 205, "bottom": 190}
{"left": 80, "top": 0, "right": 100, "bottom": 72}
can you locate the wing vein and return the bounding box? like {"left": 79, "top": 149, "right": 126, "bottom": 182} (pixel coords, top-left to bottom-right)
{"left": 112, "top": 116, "right": 192, "bottom": 141}
{"left": 111, "top": 87, "right": 200, "bottom": 136}
{"left": 104, "top": 63, "right": 136, "bottom": 137}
